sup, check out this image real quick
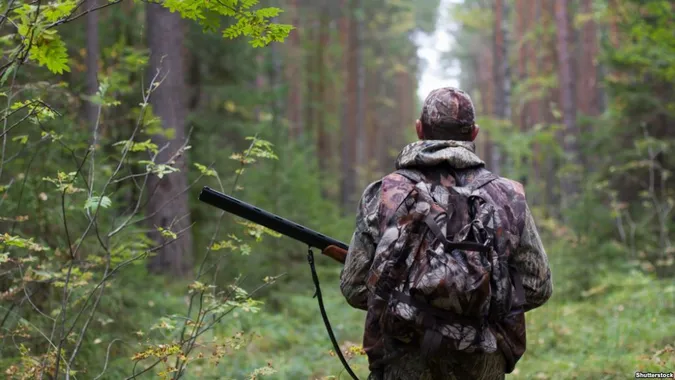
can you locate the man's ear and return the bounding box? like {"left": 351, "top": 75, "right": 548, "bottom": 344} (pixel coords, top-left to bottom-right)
{"left": 471, "top": 124, "right": 480, "bottom": 141}
{"left": 416, "top": 119, "right": 424, "bottom": 139}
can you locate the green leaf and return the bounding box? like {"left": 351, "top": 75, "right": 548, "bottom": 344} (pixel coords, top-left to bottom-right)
{"left": 12, "top": 135, "right": 29, "bottom": 144}
{"left": 150, "top": 316, "right": 177, "bottom": 331}
{"left": 239, "top": 243, "right": 251, "bottom": 256}
{"left": 42, "top": 0, "right": 78, "bottom": 22}
{"left": 152, "top": 164, "right": 179, "bottom": 179}
{"left": 0, "top": 233, "right": 49, "bottom": 251}
{"left": 84, "top": 195, "right": 112, "bottom": 212}
{"left": 157, "top": 226, "right": 177, "bottom": 240}
{"left": 194, "top": 163, "right": 217, "bottom": 177}
{"left": 255, "top": 7, "right": 282, "bottom": 18}
{"left": 113, "top": 139, "right": 159, "bottom": 154}
{"left": 28, "top": 33, "right": 71, "bottom": 74}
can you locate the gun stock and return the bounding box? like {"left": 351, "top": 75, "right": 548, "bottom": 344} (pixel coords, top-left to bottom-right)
{"left": 198, "top": 187, "right": 349, "bottom": 264}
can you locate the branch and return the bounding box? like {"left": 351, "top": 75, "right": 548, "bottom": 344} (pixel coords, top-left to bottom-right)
{"left": 47, "top": 0, "right": 123, "bottom": 28}
{"left": 93, "top": 339, "right": 124, "bottom": 380}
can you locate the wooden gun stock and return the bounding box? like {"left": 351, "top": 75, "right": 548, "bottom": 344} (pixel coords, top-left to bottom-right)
{"left": 322, "top": 245, "right": 348, "bottom": 264}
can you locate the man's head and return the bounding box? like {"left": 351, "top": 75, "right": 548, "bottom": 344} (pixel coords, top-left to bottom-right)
{"left": 415, "top": 87, "right": 479, "bottom": 141}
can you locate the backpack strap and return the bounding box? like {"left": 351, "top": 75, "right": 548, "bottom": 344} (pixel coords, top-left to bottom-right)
{"left": 424, "top": 214, "right": 490, "bottom": 253}
{"left": 509, "top": 265, "right": 527, "bottom": 310}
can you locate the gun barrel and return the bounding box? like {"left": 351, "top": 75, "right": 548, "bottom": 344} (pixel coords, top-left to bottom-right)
{"left": 198, "top": 187, "right": 349, "bottom": 251}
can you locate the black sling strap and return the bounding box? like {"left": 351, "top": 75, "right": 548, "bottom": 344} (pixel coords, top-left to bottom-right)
{"left": 307, "top": 247, "right": 361, "bottom": 380}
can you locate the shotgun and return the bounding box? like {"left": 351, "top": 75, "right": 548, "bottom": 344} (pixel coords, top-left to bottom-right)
{"left": 198, "top": 187, "right": 349, "bottom": 263}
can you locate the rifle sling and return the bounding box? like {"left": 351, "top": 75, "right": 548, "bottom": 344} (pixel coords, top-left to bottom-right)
{"left": 307, "top": 247, "right": 361, "bottom": 380}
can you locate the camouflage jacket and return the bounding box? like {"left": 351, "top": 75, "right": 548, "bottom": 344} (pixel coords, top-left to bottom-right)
{"left": 340, "top": 140, "right": 553, "bottom": 380}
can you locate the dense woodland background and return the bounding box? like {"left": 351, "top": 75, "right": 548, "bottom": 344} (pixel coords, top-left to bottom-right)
{"left": 0, "top": 0, "right": 673, "bottom": 378}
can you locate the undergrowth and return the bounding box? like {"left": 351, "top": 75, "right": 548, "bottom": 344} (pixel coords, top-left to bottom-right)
{"left": 19, "top": 232, "right": 670, "bottom": 380}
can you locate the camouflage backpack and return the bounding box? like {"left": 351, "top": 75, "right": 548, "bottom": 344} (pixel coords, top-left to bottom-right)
{"left": 365, "top": 168, "right": 526, "bottom": 363}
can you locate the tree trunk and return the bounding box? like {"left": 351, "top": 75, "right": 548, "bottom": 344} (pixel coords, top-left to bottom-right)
{"left": 543, "top": 0, "right": 560, "bottom": 217}
{"left": 270, "top": 25, "right": 284, "bottom": 212}
{"left": 608, "top": 0, "right": 620, "bottom": 48}
{"left": 492, "top": 0, "right": 509, "bottom": 177}
{"left": 286, "top": 0, "right": 303, "bottom": 139}
{"left": 316, "top": 9, "right": 330, "bottom": 174}
{"left": 304, "top": 11, "right": 317, "bottom": 138}
{"left": 522, "top": 0, "right": 537, "bottom": 189}
{"left": 515, "top": 0, "right": 526, "bottom": 131}
{"left": 577, "top": 0, "right": 599, "bottom": 118}
{"left": 145, "top": 3, "right": 193, "bottom": 277}
{"left": 577, "top": 0, "right": 600, "bottom": 175}
{"left": 85, "top": 0, "right": 99, "bottom": 128}
{"left": 354, "top": 0, "right": 366, "bottom": 189}
{"left": 340, "top": 0, "right": 359, "bottom": 210}
{"left": 478, "top": 37, "right": 496, "bottom": 171}
{"left": 554, "top": 0, "right": 580, "bottom": 208}
{"left": 531, "top": 0, "right": 543, "bottom": 205}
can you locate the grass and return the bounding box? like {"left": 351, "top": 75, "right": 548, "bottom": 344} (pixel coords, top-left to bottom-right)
{"left": 511, "top": 270, "right": 675, "bottom": 380}
{"left": 190, "top": 261, "right": 675, "bottom": 379}
{"left": 187, "top": 233, "right": 675, "bottom": 380}
{"left": 2, "top": 240, "right": 673, "bottom": 379}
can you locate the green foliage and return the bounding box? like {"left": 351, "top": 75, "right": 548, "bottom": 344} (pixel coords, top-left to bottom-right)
{"left": 162, "top": 0, "right": 293, "bottom": 47}
{"left": 1, "top": 0, "right": 291, "bottom": 78}
{"left": 0, "top": 1, "right": 290, "bottom": 378}
{"left": 511, "top": 270, "right": 675, "bottom": 379}
{"left": 2, "top": 0, "right": 671, "bottom": 378}
{"left": 84, "top": 195, "right": 112, "bottom": 212}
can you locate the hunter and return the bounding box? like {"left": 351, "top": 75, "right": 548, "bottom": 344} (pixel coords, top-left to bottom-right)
{"left": 333, "top": 87, "right": 553, "bottom": 379}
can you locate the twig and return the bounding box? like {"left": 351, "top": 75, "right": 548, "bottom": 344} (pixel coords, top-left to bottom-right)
{"left": 17, "top": 268, "right": 56, "bottom": 322}
{"left": 70, "top": 68, "right": 164, "bottom": 260}
{"left": 66, "top": 221, "right": 111, "bottom": 376}
{"left": 51, "top": 148, "right": 91, "bottom": 379}
{"left": 0, "top": 0, "right": 18, "bottom": 29}
{"left": 0, "top": 54, "right": 21, "bottom": 182}
{"left": 92, "top": 339, "right": 123, "bottom": 380}
{"left": 61, "top": 226, "right": 194, "bottom": 344}
{"left": 47, "top": 0, "right": 122, "bottom": 28}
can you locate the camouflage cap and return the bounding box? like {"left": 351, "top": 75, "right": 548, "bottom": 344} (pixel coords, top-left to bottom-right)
{"left": 420, "top": 87, "right": 476, "bottom": 141}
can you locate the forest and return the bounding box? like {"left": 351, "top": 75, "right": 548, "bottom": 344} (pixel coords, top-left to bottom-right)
{"left": 0, "top": 0, "right": 673, "bottom": 378}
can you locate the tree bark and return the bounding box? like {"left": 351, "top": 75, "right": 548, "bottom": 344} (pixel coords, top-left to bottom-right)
{"left": 543, "top": 0, "right": 560, "bottom": 217}
{"left": 286, "top": 0, "right": 303, "bottom": 139}
{"left": 354, "top": 0, "right": 366, "bottom": 189}
{"left": 554, "top": 0, "right": 580, "bottom": 208}
{"left": 304, "top": 11, "right": 317, "bottom": 138}
{"left": 577, "top": 0, "right": 599, "bottom": 117}
{"left": 85, "top": 0, "right": 99, "bottom": 128}
{"left": 340, "top": 0, "right": 359, "bottom": 210}
{"left": 515, "top": 0, "right": 526, "bottom": 130}
{"left": 531, "top": 0, "right": 543, "bottom": 205}
{"left": 608, "top": 0, "right": 621, "bottom": 48}
{"left": 492, "top": 0, "right": 509, "bottom": 177}
{"left": 145, "top": 3, "right": 193, "bottom": 277}
{"left": 316, "top": 8, "right": 330, "bottom": 174}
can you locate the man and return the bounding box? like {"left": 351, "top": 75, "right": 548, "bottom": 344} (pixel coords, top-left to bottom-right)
{"left": 338, "top": 87, "right": 553, "bottom": 380}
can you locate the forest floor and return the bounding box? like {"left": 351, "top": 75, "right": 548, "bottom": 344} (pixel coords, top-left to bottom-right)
{"left": 202, "top": 271, "right": 674, "bottom": 380}
{"left": 80, "top": 238, "right": 675, "bottom": 380}
{"left": 200, "top": 236, "right": 675, "bottom": 380}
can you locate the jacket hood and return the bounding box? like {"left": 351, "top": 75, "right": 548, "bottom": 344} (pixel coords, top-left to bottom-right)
{"left": 395, "top": 140, "right": 485, "bottom": 170}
